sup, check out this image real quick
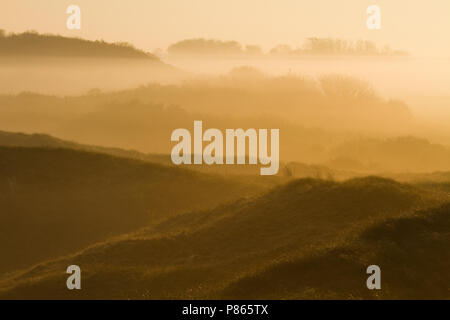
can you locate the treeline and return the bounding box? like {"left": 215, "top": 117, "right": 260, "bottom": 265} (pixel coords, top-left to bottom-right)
{"left": 0, "top": 30, "right": 156, "bottom": 59}
{"left": 168, "top": 37, "right": 408, "bottom": 57}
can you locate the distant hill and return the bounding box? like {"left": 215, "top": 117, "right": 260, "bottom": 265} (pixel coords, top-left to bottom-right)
{"left": 0, "top": 76, "right": 415, "bottom": 160}
{"left": 0, "top": 177, "right": 444, "bottom": 299}
{"left": 0, "top": 31, "right": 186, "bottom": 95}
{"left": 0, "top": 147, "right": 264, "bottom": 275}
{"left": 0, "top": 130, "right": 285, "bottom": 185}
{"left": 0, "top": 130, "right": 348, "bottom": 184}
{"left": 0, "top": 30, "right": 156, "bottom": 59}
{"left": 0, "top": 130, "right": 171, "bottom": 166}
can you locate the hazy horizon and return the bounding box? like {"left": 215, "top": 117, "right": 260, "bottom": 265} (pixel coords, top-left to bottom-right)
{"left": 2, "top": 0, "right": 450, "bottom": 57}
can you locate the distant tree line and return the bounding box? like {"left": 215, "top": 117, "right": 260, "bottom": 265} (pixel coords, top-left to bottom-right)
{"left": 168, "top": 37, "right": 408, "bottom": 57}
{"left": 0, "top": 30, "right": 157, "bottom": 59}
{"left": 168, "top": 39, "right": 259, "bottom": 56}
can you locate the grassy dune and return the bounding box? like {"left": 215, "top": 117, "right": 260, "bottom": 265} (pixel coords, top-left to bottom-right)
{"left": 0, "top": 147, "right": 264, "bottom": 275}
{"left": 222, "top": 203, "right": 450, "bottom": 299}
{"left": 0, "top": 177, "right": 444, "bottom": 299}
{"left": 0, "top": 31, "right": 155, "bottom": 59}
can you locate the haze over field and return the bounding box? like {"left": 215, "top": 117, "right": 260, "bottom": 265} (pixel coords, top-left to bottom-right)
{"left": 2, "top": 1, "right": 450, "bottom": 57}
{"left": 2, "top": 0, "right": 450, "bottom": 120}
{"left": 1, "top": 1, "right": 450, "bottom": 300}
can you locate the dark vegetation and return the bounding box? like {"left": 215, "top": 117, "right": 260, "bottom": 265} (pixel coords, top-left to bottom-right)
{"left": 168, "top": 37, "right": 408, "bottom": 57}
{"left": 0, "top": 30, "right": 156, "bottom": 59}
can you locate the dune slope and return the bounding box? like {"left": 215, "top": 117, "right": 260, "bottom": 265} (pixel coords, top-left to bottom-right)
{"left": 0, "top": 147, "right": 262, "bottom": 275}
{"left": 0, "top": 177, "right": 443, "bottom": 299}
{"left": 222, "top": 203, "right": 450, "bottom": 299}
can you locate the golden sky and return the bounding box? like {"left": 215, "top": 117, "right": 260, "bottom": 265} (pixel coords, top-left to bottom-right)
{"left": 1, "top": 0, "right": 450, "bottom": 56}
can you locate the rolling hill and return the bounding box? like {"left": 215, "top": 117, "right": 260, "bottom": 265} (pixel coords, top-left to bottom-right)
{"left": 0, "top": 177, "right": 445, "bottom": 299}
{"left": 0, "top": 147, "right": 264, "bottom": 275}
{"left": 222, "top": 203, "right": 450, "bottom": 299}
{"left": 0, "top": 31, "right": 155, "bottom": 59}
{"left": 0, "top": 130, "right": 293, "bottom": 187}
{"left": 0, "top": 31, "right": 186, "bottom": 95}
{"left": 0, "top": 130, "right": 171, "bottom": 166}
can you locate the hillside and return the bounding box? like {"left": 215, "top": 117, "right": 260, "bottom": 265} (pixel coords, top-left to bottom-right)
{"left": 0, "top": 31, "right": 186, "bottom": 95}
{"left": 0, "top": 147, "right": 264, "bottom": 275}
{"left": 0, "top": 130, "right": 172, "bottom": 166}
{"left": 0, "top": 177, "right": 444, "bottom": 299}
{"left": 222, "top": 203, "right": 450, "bottom": 299}
{"left": 0, "top": 130, "right": 289, "bottom": 185}
{"left": 0, "top": 31, "right": 155, "bottom": 59}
